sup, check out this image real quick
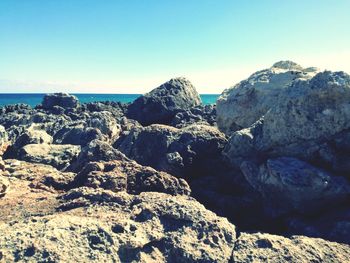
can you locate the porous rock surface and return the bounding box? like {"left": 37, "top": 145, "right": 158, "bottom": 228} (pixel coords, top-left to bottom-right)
{"left": 42, "top": 92, "right": 79, "bottom": 109}
{"left": 127, "top": 77, "right": 201, "bottom": 125}
{"left": 75, "top": 160, "right": 191, "bottom": 196}
{"left": 0, "top": 170, "right": 236, "bottom": 262}
{"left": 217, "top": 61, "right": 319, "bottom": 135}
{"left": 1, "top": 73, "right": 350, "bottom": 262}
{"left": 231, "top": 232, "right": 350, "bottom": 263}
{"left": 116, "top": 124, "right": 227, "bottom": 179}
{"left": 221, "top": 62, "right": 350, "bottom": 244}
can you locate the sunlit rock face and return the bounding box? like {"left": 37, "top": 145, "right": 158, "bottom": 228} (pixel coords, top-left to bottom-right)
{"left": 216, "top": 61, "right": 319, "bottom": 135}
{"left": 127, "top": 77, "right": 202, "bottom": 126}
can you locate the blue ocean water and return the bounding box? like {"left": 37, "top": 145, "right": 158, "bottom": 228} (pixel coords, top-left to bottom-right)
{"left": 0, "top": 94, "right": 219, "bottom": 107}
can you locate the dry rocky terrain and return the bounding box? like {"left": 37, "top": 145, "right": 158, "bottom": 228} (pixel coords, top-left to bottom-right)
{"left": 1, "top": 64, "right": 350, "bottom": 262}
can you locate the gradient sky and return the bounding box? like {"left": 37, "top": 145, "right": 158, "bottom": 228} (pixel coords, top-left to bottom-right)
{"left": 1, "top": 0, "right": 350, "bottom": 94}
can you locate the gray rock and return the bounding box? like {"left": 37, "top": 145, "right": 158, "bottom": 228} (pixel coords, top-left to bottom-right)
{"left": 117, "top": 124, "right": 227, "bottom": 179}
{"left": 75, "top": 160, "right": 191, "bottom": 196}
{"left": 231, "top": 232, "right": 350, "bottom": 263}
{"left": 0, "top": 125, "right": 7, "bottom": 145}
{"left": 18, "top": 143, "right": 81, "bottom": 170}
{"left": 127, "top": 78, "right": 201, "bottom": 125}
{"left": 14, "top": 125, "right": 52, "bottom": 148}
{"left": 87, "top": 111, "right": 121, "bottom": 140}
{"left": 224, "top": 71, "right": 350, "bottom": 169}
{"left": 69, "top": 139, "right": 128, "bottom": 172}
{"left": 170, "top": 104, "right": 216, "bottom": 128}
{"left": 241, "top": 157, "right": 350, "bottom": 217}
{"left": 3, "top": 125, "right": 53, "bottom": 159}
{"left": 0, "top": 125, "right": 8, "bottom": 154}
{"left": 42, "top": 93, "right": 79, "bottom": 110}
{"left": 0, "top": 187, "right": 236, "bottom": 262}
{"left": 217, "top": 61, "right": 318, "bottom": 135}
{"left": 2, "top": 159, "right": 76, "bottom": 190}
{"left": 54, "top": 124, "right": 105, "bottom": 146}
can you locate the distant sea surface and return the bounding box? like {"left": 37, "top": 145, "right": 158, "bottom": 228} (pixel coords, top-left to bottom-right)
{"left": 0, "top": 94, "right": 219, "bottom": 107}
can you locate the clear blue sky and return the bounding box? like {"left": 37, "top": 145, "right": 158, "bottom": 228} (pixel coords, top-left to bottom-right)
{"left": 1, "top": 0, "right": 350, "bottom": 93}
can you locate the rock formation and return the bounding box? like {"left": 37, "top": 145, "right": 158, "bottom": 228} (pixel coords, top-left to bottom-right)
{"left": 127, "top": 77, "right": 201, "bottom": 125}
{"left": 217, "top": 61, "right": 319, "bottom": 135}
{"left": 1, "top": 72, "right": 350, "bottom": 262}
{"left": 42, "top": 92, "right": 79, "bottom": 110}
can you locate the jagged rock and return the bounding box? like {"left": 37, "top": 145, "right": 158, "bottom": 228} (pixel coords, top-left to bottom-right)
{"left": 2, "top": 159, "right": 76, "bottom": 190}
{"left": 0, "top": 178, "right": 236, "bottom": 263}
{"left": 0, "top": 157, "right": 5, "bottom": 171}
{"left": 4, "top": 125, "right": 53, "bottom": 159}
{"left": 224, "top": 71, "right": 350, "bottom": 170}
{"left": 170, "top": 104, "right": 216, "bottom": 128}
{"left": 221, "top": 67, "right": 350, "bottom": 241}
{"left": 116, "top": 123, "right": 262, "bottom": 227}
{"left": 0, "top": 125, "right": 7, "bottom": 145}
{"left": 241, "top": 157, "right": 350, "bottom": 217}
{"left": 86, "top": 111, "right": 121, "bottom": 139}
{"left": 42, "top": 93, "right": 79, "bottom": 110}
{"left": 75, "top": 160, "right": 191, "bottom": 196}
{"left": 0, "top": 177, "right": 8, "bottom": 198}
{"left": 0, "top": 125, "right": 8, "bottom": 154}
{"left": 117, "top": 124, "right": 227, "bottom": 179}
{"left": 0, "top": 104, "right": 33, "bottom": 131}
{"left": 15, "top": 126, "right": 53, "bottom": 147}
{"left": 17, "top": 143, "right": 81, "bottom": 170}
{"left": 217, "top": 61, "right": 319, "bottom": 135}
{"left": 69, "top": 139, "right": 128, "bottom": 172}
{"left": 54, "top": 123, "right": 105, "bottom": 146}
{"left": 231, "top": 232, "right": 350, "bottom": 263}
{"left": 83, "top": 101, "right": 127, "bottom": 120}
{"left": 127, "top": 78, "right": 201, "bottom": 125}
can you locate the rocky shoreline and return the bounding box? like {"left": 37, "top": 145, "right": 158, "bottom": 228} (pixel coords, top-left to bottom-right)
{"left": 0, "top": 61, "right": 349, "bottom": 262}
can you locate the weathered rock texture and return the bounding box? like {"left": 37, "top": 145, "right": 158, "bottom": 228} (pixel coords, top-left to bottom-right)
{"left": 231, "top": 232, "right": 350, "bottom": 263}
{"left": 42, "top": 92, "right": 79, "bottom": 109}
{"left": 221, "top": 62, "right": 350, "bottom": 243}
{"left": 117, "top": 124, "right": 227, "bottom": 179}
{"left": 1, "top": 70, "right": 350, "bottom": 262}
{"left": 0, "top": 166, "right": 236, "bottom": 263}
{"left": 17, "top": 143, "right": 81, "bottom": 170}
{"left": 217, "top": 61, "right": 319, "bottom": 135}
{"left": 75, "top": 160, "right": 191, "bottom": 196}
{"left": 127, "top": 78, "right": 202, "bottom": 125}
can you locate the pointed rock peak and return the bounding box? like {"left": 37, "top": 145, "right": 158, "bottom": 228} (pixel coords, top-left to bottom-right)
{"left": 165, "top": 77, "right": 194, "bottom": 86}
{"left": 272, "top": 60, "right": 303, "bottom": 71}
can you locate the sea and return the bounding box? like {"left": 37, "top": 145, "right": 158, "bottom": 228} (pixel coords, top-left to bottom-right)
{"left": 0, "top": 94, "right": 219, "bottom": 107}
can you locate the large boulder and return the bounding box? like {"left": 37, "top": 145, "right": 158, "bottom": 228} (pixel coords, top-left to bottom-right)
{"left": 170, "top": 104, "right": 217, "bottom": 128}
{"left": 217, "top": 61, "right": 318, "bottom": 135}
{"left": 68, "top": 139, "right": 128, "bottom": 172}
{"left": 224, "top": 71, "right": 350, "bottom": 170}
{"left": 4, "top": 125, "right": 53, "bottom": 158}
{"left": 221, "top": 66, "right": 350, "bottom": 241}
{"left": 0, "top": 185, "right": 236, "bottom": 262}
{"left": 127, "top": 78, "right": 201, "bottom": 125}
{"left": 86, "top": 111, "right": 121, "bottom": 140}
{"left": 117, "top": 124, "right": 227, "bottom": 179}
{"left": 53, "top": 124, "right": 105, "bottom": 146}
{"left": 241, "top": 157, "right": 350, "bottom": 217}
{"left": 17, "top": 143, "right": 81, "bottom": 170}
{"left": 75, "top": 160, "right": 191, "bottom": 196}
{"left": 2, "top": 159, "right": 76, "bottom": 191}
{"left": 231, "top": 232, "right": 350, "bottom": 263}
{"left": 42, "top": 93, "right": 79, "bottom": 110}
